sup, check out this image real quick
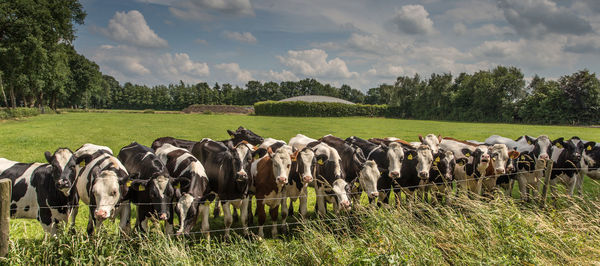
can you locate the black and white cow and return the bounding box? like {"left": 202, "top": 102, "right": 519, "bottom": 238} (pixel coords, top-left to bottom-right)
{"left": 440, "top": 138, "right": 491, "bottom": 195}
{"left": 576, "top": 139, "right": 600, "bottom": 195}
{"left": 495, "top": 149, "right": 520, "bottom": 196}
{"left": 321, "top": 135, "right": 380, "bottom": 203}
{"left": 0, "top": 148, "right": 78, "bottom": 234}
{"left": 346, "top": 136, "right": 404, "bottom": 184}
{"left": 191, "top": 138, "right": 253, "bottom": 238}
{"left": 155, "top": 143, "right": 209, "bottom": 235}
{"left": 74, "top": 144, "right": 133, "bottom": 235}
{"left": 118, "top": 142, "right": 174, "bottom": 233}
{"left": 426, "top": 149, "right": 455, "bottom": 203}
{"left": 281, "top": 146, "right": 315, "bottom": 222}
{"left": 290, "top": 134, "right": 351, "bottom": 215}
{"left": 151, "top": 126, "right": 264, "bottom": 152}
{"left": 549, "top": 137, "right": 587, "bottom": 197}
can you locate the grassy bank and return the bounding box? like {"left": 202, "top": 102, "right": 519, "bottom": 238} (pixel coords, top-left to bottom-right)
{"left": 1, "top": 112, "right": 599, "bottom": 264}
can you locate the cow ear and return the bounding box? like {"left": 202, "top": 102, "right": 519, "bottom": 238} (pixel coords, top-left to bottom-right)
{"left": 456, "top": 158, "right": 468, "bottom": 166}
{"left": 119, "top": 172, "right": 138, "bottom": 184}
{"left": 418, "top": 135, "right": 424, "bottom": 143}
{"left": 267, "top": 147, "right": 274, "bottom": 157}
{"left": 437, "top": 135, "right": 443, "bottom": 143}
{"left": 129, "top": 179, "right": 148, "bottom": 191}
{"left": 509, "top": 151, "right": 520, "bottom": 159}
{"left": 552, "top": 137, "right": 565, "bottom": 148}
{"left": 44, "top": 151, "right": 53, "bottom": 163}
{"left": 173, "top": 177, "right": 191, "bottom": 191}
{"left": 584, "top": 142, "right": 596, "bottom": 152}
{"left": 227, "top": 129, "right": 235, "bottom": 136}
{"left": 461, "top": 148, "right": 472, "bottom": 157}
{"left": 525, "top": 136, "right": 535, "bottom": 145}
{"left": 75, "top": 154, "right": 92, "bottom": 165}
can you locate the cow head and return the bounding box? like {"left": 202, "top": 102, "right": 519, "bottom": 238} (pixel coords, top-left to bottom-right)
{"left": 528, "top": 135, "right": 553, "bottom": 162}
{"left": 583, "top": 142, "right": 599, "bottom": 179}
{"left": 554, "top": 137, "right": 584, "bottom": 166}
{"left": 358, "top": 160, "right": 380, "bottom": 199}
{"left": 45, "top": 148, "right": 77, "bottom": 196}
{"left": 268, "top": 146, "right": 293, "bottom": 188}
{"left": 232, "top": 142, "right": 253, "bottom": 192}
{"left": 227, "top": 126, "right": 264, "bottom": 146}
{"left": 460, "top": 147, "right": 490, "bottom": 178}
{"left": 489, "top": 144, "right": 510, "bottom": 175}
{"left": 295, "top": 147, "right": 316, "bottom": 184}
{"left": 130, "top": 171, "right": 174, "bottom": 221}
{"left": 331, "top": 179, "right": 352, "bottom": 211}
{"left": 415, "top": 145, "right": 434, "bottom": 180}
{"left": 386, "top": 142, "right": 404, "bottom": 179}
{"left": 506, "top": 150, "right": 520, "bottom": 174}
{"left": 431, "top": 150, "right": 455, "bottom": 182}
{"left": 312, "top": 143, "right": 344, "bottom": 181}
{"left": 91, "top": 168, "right": 136, "bottom": 221}
{"left": 419, "top": 134, "right": 442, "bottom": 153}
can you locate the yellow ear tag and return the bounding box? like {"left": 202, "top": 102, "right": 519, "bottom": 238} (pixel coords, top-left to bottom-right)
{"left": 465, "top": 153, "right": 470, "bottom": 157}
{"left": 458, "top": 161, "right": 464, "bottom": 166}
{"left": 138, "top": 184, "right": 145, "bottom": 191}
{"left": 556, "top": 143, "right": 562, "bottom": 148}
{"left": 407, "top": 154, "right": 413, "bottom": 160}
{"left": 291, "top": 157, "right": 297, "bottom": 162}
{"left": 587, "top": 146, "right": 592, "bottom": 151}
{"left": 521, "top": 155, "right": 525, "bottom": 160}
{"left": 435, "top": 157, "right": 440, "bottom": 162}
{"left": 174, "top": 183, "right": 181, "bottom": 189}
{"left": 253, "top": 154, "right": 259, "bottom": 160}
{"left": 204, "top": 201, "right": 210, "bottom": 206}
{"left": 317, "top": 159, "right": 324, "bottom": 165}
{"left": 527, "top": 141, "right": 532, "bottom": 145}
{"left": 79, "top": 161, "right": 85, "bottom": 167}
{"left": 126, "top": 180, "right": 132, "bottom": 187}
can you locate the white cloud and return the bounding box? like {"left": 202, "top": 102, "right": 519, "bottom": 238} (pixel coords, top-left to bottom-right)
{"left": 277, "top": 49, "right": 359, "bottom": 79}
{"left": 92, "top": 45, "right": 209, "bottom": 85}
{"left": 215, "top": 63, "right": 253, "bottom": 83}
{"left": 366, "top": 64, "right": 415, "bottom": 78}
{"left": 473, "top": 37, "right": 573, "bottom": 69}
{"left": 195, "top": 39, "right": 208, "bottom": 45}
{"left": 265, "top": 70, "right": 298, "bottom": 81}
{"left": 100, "top": 10, "right": 168, "bottom": 48}
{"left": 439, "top": 1, "right": 503, "bottom": 23}
{"left": 565, "top": 35, "right": 600, "bottom": 54}
{"left": 453, "top": 23, "right": 467, "bottom": 36}
{"left": 169, "top": 0, "right": 254, "bottom": 20}
{"left": 222, "top": 31, "right": 257, "bottom": 44}
{"left": 391, "top": 5, "right": 435, "bottom": 35}
{"left": 498, "top": 0, "right": 593, "bottom": 38}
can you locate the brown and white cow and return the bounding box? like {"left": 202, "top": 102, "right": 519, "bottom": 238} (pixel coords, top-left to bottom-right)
{"left": 251, "top": 146, "right": 294, "bottom": 237}
{"left": 440, "top": 137, "right": 491, "bottom": 195}
{"left": 480, "top": 144, "right": 516, "bottom": 196}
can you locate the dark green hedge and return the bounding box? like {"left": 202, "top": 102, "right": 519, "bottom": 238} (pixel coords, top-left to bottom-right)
{"left": 0, "top": 108, "right": 40, "bottom": 119}
{"left": 254, "top": 101, "right": 388, "bottom": 117}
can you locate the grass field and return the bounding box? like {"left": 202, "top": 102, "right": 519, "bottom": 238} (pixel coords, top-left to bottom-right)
{"left": 1, "top": 112, "right": 600, "bottom": 264}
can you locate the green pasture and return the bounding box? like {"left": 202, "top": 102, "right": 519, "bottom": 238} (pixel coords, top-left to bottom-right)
{"left": 1, "top": 112, "right": 600, "bottom": 264}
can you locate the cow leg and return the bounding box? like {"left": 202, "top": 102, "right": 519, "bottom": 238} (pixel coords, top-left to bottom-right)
{"left": 517, "top": 175, "right": 529, "bottom": 202}
{"left": 117, "top": 202, "right": 131, "bottom": 235}
{"left": 232, "top": 205, "right": 239, "bottom": 223}
{"left": 247, "top": 195, "right": 254, "bottom": 226}
{"left": 575, "top": 173, "right": 584, "bottom": 197}
{"left": 87, "top": 207, "right": 97, "bottom": 235}
{"left": 70, "top": 204, "right": 79, "bottom": 232}
{"left": 270, "top": 204, "right": 279, "bottom": 237}
{"left": 240, "top": 196, "right": 250, "bottom": 236}
{"left": 378, "top": 191, "right": 389, "bottom": 206}
{"left": 213, "top": 197, "right": 221, "bottom": 218}
{"left": 507, "top": 179, "right": 515, "bottom": 198}
{"left": 165, "top": 207, "right": 174, "bottom": 235}
{"left": 199, "top": 203, "right": 210, "bottom": 239}
{"left": 222, "top": 201, "right": 233, "bottom": 239}
{"left": 136, "top": 206, "right": 150, "bottom": 233}
{"left": 256, "top": 199, "right": 266, "bottom": 238}
{"left": 315, "top": 188, "right": 327, "bottom": 217}
{"left": 281, "top": 197, "right": 289, "bottom": 234}
{"left": 567, "top": 176, "right": 577, "bottom": 197}
{"left": 299, "top": 189, "right": 308, "bottom": 217}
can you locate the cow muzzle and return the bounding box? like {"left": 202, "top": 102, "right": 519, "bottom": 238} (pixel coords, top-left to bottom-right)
{"left": 418, "top": 171, "right": 429, "bottom": 179}
{"left": 369, "top": 191, "right": 379, "bottom": 198}
{"left": 507, "top": 165, "right": 515, "bottom": 172}
{"left": 495, "top": 167, "right": 505, "bottom": 174}
{"left": 159, "top": 213, "right": 168, "bottom": 220}
{"left": 539, "top": 154, "right": 549, "bottom": 161}
{"left": 302, "top": 175, "right": 313, "bottom": 183}
{"left": 339, "top": 200, "right": 351, "bottom": 211}
{"left": 277, "top": 176, "right": 287, "bottom": 185}
{"left": 94, "top": 209, "right": 109, "bottom": 221}
{"left": 389, "top": 171, "right": 400, "bottom": 178}
{"left": 481, "top": 155, "right": 490, "bottom": 163}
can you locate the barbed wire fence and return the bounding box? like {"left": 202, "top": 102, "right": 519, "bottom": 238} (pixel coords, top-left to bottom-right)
{"left": 7, "top": 165, "right": 598, "bottom": 240}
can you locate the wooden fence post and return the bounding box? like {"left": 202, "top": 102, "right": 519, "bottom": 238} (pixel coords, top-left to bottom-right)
{"left": 540, "top": 160, "right": 553, "bottom": 208}
{"left": 0, "top": 179, "right": 11, "bottom": 257}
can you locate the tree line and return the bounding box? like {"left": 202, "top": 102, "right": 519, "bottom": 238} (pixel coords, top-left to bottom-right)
{"left": 1, "top": 1, "right": 599, "bottom": 125}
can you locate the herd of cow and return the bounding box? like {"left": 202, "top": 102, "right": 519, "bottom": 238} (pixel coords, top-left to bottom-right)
{"left": 0, "top": 126, "right": 598, "bottom": 239}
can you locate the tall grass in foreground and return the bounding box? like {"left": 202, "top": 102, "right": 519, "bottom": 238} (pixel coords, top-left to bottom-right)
{"left": 5, "top": 195, "right": 600, "bottom": 265}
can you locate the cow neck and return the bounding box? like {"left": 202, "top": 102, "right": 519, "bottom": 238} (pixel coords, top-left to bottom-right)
{"left": 366, "top": 145, "right": 382, "bottom": 160}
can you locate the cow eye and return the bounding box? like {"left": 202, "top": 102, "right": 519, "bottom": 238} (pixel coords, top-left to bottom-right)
{"left": 111, "top": 190, "right": 117, "bottom": 196}
{"left": 287, "top": 164, "right": 291, "bottom": 168}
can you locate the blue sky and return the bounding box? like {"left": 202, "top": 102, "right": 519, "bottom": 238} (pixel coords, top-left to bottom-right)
{"left": 73, "top": 0, "right": 600, "bottom": 91}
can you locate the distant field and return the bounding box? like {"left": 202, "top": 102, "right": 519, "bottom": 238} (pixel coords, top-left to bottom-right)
{"left": 1, "top": 112, "right": 599, "bottom": 264}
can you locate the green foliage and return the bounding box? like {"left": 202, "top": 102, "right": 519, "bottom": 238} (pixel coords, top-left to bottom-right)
{"left": 254, "top": 101, "right": 387, "bottom": 117}
{"left": 0, "top": 107, "right": 40, "bottom": 119}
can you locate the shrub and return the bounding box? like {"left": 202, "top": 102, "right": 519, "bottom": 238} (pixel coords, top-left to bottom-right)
{"left": 0, "top": 108, "right": 40, "bottom": 119}
{"left": 254, "top": 101, "right": 387, "bottom": 117}
{"left": 143, "top": 109, "right": 155, "bottom": 114}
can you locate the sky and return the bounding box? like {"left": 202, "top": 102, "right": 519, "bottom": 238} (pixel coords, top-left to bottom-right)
{"left": 73, "top": 0, "right": 600, "bottom": 91}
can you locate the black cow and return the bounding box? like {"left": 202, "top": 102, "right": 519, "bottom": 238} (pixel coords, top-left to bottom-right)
{"left": 0, "top": 148, "right": 78, "bottom": 234}
{"left": 191, "top": 139, "right": 253, "bottom": 239}
{"left": 74, "top": 144, "right": 133, "bottom": 235}
{"left": 118, "top": 142, "right": 174, "bottom": 233}
{"left": 155, "top": 143, "right": 209, "bottom": 235}
{"left": 426, "top": 149, "right": 455, "bottom": 203}
{"left": 320, "top": 135, "right": 380, "bottom": 203}
{"left": 151, "top": 126, "right": 264, "bottom": 151}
